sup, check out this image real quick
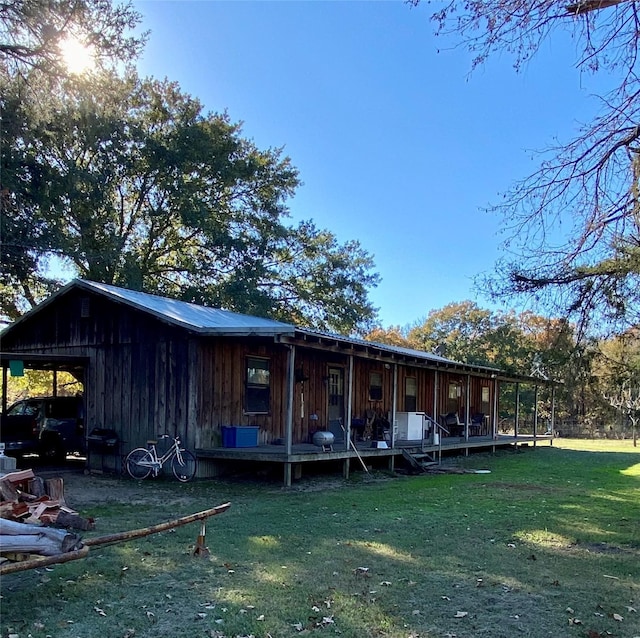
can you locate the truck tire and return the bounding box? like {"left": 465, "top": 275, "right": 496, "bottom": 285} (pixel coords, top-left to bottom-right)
{"left": 40, "top": 436, "right": 66, "bottom": 463}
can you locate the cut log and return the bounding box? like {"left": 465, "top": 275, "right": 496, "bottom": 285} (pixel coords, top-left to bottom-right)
{"left": 8, "top": 502, "right": 29, "bottom": 519}
{"left": 2, "top": 469, "right": 35, "bottom": 484}
{"left": 43, "top": 478, "right": 68, "bottom": 507}
{"left": 0, "top": 479, "right": 20, "bottom": 502}
{"left": 54, "top": 510, "right": 95, "bottom": 531}
{"left": 28, "top": 476, "right": 46, "bottom": 498}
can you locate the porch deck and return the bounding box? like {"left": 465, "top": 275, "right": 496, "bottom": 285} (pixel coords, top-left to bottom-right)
{"left": 195, "top": 434, "right": 553, "bottom": 485}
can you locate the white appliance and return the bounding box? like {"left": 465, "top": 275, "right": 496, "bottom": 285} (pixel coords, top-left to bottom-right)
{"left": 395, "top": 412, "right": 426, "bottom": 440}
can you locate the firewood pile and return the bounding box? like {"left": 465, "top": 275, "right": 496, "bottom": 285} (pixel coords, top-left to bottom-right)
{"left": 0, "top": 467, "right": 234, "bottom": 576}
{"left": 0, "top": 469, "right": 95, "bottom": 530}
{"left": 0, "top": 468, "right": 97, "bottom": 570}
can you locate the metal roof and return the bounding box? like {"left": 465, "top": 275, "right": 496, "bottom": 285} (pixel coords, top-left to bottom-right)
{"left": 75, "top": 280, "right": 297, "bottom": 336}
{"left": 0, "top": 279, "right": 296, "bottom": 337}
{"left": 1, "top": 280, "right": 551, "bottom": 383}
{"left": 294, "top": 327, "right": 502, "bottom": 375}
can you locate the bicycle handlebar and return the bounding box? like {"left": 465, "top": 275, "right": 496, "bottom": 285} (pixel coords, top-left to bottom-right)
{"left": 157, "top": 433, "right": 182, "bottom": 442}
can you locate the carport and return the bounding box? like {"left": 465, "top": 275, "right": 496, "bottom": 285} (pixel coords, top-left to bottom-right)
{"left": 0, "top": 352, "right": 88, "bottom": 414}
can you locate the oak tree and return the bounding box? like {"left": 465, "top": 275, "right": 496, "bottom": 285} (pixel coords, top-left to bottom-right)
{"left": 1, "top": 71, "right": 379, "bottom": 333}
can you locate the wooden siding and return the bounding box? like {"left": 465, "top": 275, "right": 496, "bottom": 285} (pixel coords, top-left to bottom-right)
{"left": 1, "top": 288, "right": 200, "bottom": 453}
{"left": 2, "top": 285, "right": 500, "bottom": 463}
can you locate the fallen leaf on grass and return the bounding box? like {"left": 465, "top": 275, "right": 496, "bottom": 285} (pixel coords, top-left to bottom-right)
{"left": 454, "top": 611, "right": 468, "bottom": 618}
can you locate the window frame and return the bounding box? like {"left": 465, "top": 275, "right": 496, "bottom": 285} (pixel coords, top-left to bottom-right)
{"left": 404, "top": 377, "right": 417, "bottom": 412}
{"left": 369, "top": 371, "right": 383, "bottom": 402}
{"left": 244, "top": 356, "right": 271, "bottom": 414}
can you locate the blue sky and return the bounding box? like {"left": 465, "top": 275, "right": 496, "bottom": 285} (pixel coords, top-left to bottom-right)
{"left": 132, "top": 1, "right": 602, "bottom": 329}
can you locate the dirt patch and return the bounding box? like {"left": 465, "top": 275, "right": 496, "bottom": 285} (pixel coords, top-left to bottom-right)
{"left": 482, "top": 481, "right": 557, "bottom": 492}
{"left": 35, "top": 467, "right": 197, "bottom": 510}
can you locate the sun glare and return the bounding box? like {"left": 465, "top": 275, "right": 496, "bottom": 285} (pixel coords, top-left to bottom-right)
{"left": 59, "top": 36, "right": 95, "bottom": 74}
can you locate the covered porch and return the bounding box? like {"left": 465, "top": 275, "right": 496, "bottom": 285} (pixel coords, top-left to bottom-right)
{"left": 196, "top": 432, "right": 553, "bottom": 485}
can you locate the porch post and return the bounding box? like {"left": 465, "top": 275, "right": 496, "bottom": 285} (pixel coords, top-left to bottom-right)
{"left": 433, "top": 369, "right": 439, "bottom": 423}
{"left": 550, "top": 385, "right": 556, "bottom": 441}
{"left": 2, "top": 363, "right": 7, "bottom": 415}
{"left": 533, "top": 384, "right": 539, "bottom": 448}
{"left": 492, "top": 376, "right": 498, "bottom": 440}
{"left": 464, "top": 374, "right": 471, "bottom": 441}
{"left": 391, "top": 363, "right": 398, "bottom": 448}
{"left": 344, "top": 354, "right": 354, "bottom": 479}
{"left": 514, "top": 382, "right": 520, "bottom": 439}
{"left": 284, "top": 345, "right": 296, "bottom": 487}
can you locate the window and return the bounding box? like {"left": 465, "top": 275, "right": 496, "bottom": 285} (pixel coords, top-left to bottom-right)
{"left": 405, "top": 377, "right": 417, "bottom": 412}
{"left": 245, "top": 357, "right": 270, "bottom": 413}
{"left": 369, "top": 371, "right": 383, "bottom": 401}
{"left": 481, "top": 386, "right": 491, "bottom": 414}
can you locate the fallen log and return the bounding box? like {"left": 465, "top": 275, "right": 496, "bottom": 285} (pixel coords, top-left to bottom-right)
{"left": 84, "top": 502, "right": 232, "bottom": 547}
{"left": 0, "top": 518, "right": 83, "bottom": 555}
{"left": 0, "top": 502, "right": 231, "bottom": 575}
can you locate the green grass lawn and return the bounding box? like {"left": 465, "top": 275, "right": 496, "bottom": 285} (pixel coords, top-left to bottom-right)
{"left": 1, "top": 440, "right": 638, "bottom": 638}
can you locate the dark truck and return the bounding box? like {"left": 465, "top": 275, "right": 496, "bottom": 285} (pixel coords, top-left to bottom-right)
{"left": 0, "top": 396, "right": 85, "bottom": 462}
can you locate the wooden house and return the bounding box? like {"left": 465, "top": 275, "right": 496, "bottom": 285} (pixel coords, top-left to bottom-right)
{"left": 0, "top": 280, "right": 552, "bottom": 484}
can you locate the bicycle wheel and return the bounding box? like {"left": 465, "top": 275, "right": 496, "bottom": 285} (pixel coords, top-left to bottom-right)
{"left": 171, "top": 449, "right": 197, "bottom": 482}
{"left": 126, "top": 448, "right": 153, "bottom": 480}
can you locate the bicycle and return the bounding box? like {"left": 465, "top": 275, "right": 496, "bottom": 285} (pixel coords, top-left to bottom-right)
{"left": 125, "top": 434, "right": 197, "bottom": 482}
